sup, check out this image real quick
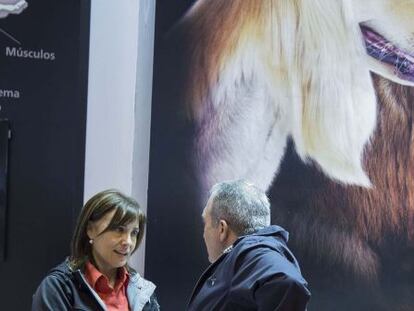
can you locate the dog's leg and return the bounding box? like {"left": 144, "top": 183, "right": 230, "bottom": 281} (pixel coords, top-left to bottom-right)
{"left": 194, "top": 69, "right": 291, "bottom": 194}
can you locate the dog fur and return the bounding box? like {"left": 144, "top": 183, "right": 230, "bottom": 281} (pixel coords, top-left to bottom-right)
{"left": 178, "top": 0, "right": 414, "bottom": 308}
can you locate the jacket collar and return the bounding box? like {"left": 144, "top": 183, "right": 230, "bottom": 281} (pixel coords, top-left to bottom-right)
{"left": 243, "top": 225, "right": 289, "bottom": 241}
{"left": 127, "top": 273, "right": 156, "bottom": 311}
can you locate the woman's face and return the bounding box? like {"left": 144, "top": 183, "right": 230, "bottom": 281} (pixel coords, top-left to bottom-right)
{"left": 87, "top": 209, "right": 139, "bottom": 276}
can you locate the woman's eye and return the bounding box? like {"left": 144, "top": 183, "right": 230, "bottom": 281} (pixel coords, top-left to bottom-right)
{"left": 116, "top": 226, "right": 125, "bottom": 233}
{"left": 132, "top": 229, "right": 139, "bottom": 236}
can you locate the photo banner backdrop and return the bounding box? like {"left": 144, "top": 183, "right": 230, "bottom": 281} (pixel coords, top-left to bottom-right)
{"left": 146, "top": 1, "right": 414, "bottom": 310}
{"left": 0, "top": 1, "right": 90, "bottom": 310}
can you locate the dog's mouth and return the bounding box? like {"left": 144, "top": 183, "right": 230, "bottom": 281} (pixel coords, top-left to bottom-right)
{"left": 361, "top": 25, "right": 414, "bottom": 83}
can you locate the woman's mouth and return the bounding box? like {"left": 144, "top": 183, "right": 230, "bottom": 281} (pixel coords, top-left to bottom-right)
{"left": 114, "top": 250, "right": 129, "bottom": 256}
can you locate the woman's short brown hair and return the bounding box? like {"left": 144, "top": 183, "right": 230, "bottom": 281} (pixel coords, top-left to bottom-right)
{"left": 69, "top": 189, "right": 146, "bottom": 271}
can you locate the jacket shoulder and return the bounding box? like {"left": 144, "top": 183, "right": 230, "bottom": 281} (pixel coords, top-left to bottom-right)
{"left": 31, "top": 261, "right": 75, "bottom": 311}
{"left": 233, "top": 235, "right": 306, "bottom": 282}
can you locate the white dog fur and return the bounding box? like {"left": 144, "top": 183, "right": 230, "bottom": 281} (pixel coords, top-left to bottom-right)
{"left": 180, "top": 0, "right": 414, "bottom": 193}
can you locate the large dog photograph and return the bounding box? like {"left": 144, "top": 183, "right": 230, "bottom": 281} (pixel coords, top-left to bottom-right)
{"left": 146, "top": 1, "right": 414, "bottom": 310}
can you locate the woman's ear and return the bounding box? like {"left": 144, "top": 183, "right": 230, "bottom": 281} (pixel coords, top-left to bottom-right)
{"left": 86, "top": 221, "right": 95, "bottom": 240}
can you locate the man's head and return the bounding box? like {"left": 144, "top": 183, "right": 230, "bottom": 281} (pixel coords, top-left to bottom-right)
{"left": 202, "top": 180, "right": 271, "bottom": 263}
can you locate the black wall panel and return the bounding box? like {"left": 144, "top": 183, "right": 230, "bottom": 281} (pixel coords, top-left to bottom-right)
{"left": 0, "top": 1, "right": 90, "bottom": 309}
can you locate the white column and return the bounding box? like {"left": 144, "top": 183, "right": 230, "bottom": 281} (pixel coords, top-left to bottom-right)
{"left": 84, "top": 0, "right": 155, "bottom": 275}
{"left": 130, "top": 0, "right": 156, "bottom": 275}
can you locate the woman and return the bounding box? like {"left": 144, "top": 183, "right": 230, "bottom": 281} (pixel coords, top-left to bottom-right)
{"left": 32, "top": 189, "right": 160, "bottom": 311}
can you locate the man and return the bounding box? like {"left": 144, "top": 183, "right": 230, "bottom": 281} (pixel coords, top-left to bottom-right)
{"left": 188, "top": 180, "right": 310, "bottom": 310}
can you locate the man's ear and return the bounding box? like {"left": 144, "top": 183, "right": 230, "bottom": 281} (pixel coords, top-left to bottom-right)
{"left": 218, "top": 219, "right": 229, "bottom": 243}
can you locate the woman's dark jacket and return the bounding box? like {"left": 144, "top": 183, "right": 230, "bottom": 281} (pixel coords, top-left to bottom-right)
{"left": 31, "top": 259, "right": 159, "bottom": 311}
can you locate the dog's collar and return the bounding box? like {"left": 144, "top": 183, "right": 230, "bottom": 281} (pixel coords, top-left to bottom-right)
{"left": 361, "top": 25, "right": 414, "bottom": 82}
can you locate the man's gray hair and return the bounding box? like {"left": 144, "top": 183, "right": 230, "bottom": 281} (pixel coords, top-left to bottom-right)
{"left": 209, "top": 179, "right": 271, "bottom": 235}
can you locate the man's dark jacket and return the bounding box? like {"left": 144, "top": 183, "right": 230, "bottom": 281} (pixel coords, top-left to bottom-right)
{"left": 188, "top": 225, "right": 311, "bottom": 311}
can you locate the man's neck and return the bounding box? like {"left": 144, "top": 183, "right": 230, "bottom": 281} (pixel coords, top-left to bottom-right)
{"left": 221, "top": 233, "right": 238, "bottom": 254}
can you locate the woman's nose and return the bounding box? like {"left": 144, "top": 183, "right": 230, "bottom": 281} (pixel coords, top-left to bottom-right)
{"left": 121, "top": 232, "right": 133, "bottom": 245}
